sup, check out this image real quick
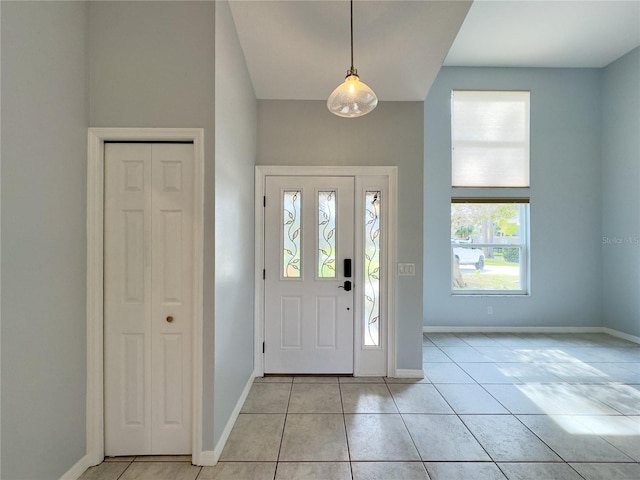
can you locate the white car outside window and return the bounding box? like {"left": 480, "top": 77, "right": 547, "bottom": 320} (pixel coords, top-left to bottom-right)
{"left": 451, "top": 239, "right": 485, "bottom": 270}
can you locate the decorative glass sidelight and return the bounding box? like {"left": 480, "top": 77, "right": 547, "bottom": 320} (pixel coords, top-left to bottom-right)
{"left": 283, "top": 190, "right": 301, "bottom": 278}
{"left": 364, "top": 191, "right": 381, "bottom": 346}
{"left": 318, "top": 191, "right": 337, "bottom": 278}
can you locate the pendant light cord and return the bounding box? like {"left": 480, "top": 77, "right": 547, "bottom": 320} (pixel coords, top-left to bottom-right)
{"left": 327, "top": 0, "right": 378, "bottom": 116}
{"left": 350, "top": 0, "right": 354, "bottom": 71}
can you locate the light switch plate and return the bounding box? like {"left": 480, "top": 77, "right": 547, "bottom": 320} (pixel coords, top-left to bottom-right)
{"left": 398, "top": 263, "right": 415, "bottom": 276}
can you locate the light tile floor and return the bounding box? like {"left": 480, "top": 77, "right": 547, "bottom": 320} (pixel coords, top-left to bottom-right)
{"left": 80, "top": 333, "right": 640, "bottom": 479}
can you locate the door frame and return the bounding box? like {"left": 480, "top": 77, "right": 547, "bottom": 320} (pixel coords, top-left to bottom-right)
{"left": 255, "top": 166, "right": 398, "bottom": 377}
{"left": 86, "top": 128, "right": 204, "bottom": 466}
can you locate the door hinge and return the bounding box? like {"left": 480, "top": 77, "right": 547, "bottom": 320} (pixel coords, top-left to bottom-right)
{"left": 262, "top": 342, "right": 265, "bottom": 353}
{"left": 263, "top": 269, "right": 266, "bottom": 280}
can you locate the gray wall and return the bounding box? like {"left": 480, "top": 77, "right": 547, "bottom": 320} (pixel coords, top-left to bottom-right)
{"left": 1, "top": 2, "right": 89, "bottom": 478}
{"left": 257, "top": 101, "right": 424, "bottom": 369}
{"left": 214, "top": 1, "right": 257, "bottom": 446}
{"left": 424, "top": 67, "right": 603, "bottom": 328}
{"left": 602, "top": 47, "right": 640, "bottom": 337}
{"left": 88, "top": 0, "right": 218, "bottom": 450}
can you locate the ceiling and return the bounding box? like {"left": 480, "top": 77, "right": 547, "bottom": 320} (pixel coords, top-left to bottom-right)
{"left": 229, "top": 1, "right": 640, "bottom": 102}
{"left": 445, "top": 0, "right": 640, "bottom": 68}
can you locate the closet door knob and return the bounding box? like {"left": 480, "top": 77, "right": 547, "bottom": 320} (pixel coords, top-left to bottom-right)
{"left": 166, "top": 316, "right": 174, "bottom": 323}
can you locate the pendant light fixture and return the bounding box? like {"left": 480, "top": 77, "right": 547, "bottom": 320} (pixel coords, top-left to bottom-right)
{"left": 327, "top": 0, "right": 378, "bottom": 118}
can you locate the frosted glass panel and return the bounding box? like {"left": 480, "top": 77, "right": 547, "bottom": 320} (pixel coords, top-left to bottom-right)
{"left": 364, "top": 191, "right": 381, "bottom": 346}
{"left": 283, "top": 190, "right": 301, "bottom": 278}
{"left": 318, "top": 191, "right": 336, "bottom": 278}
{"left": 452, "top": 90, "right": 530, "bottom": 187}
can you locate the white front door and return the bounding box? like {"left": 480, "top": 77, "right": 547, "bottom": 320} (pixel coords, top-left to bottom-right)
{"left": 104, "top": 143, "right": 193, "bottom": 456}
{"left": 264, "top": 176, "right": 355, "bottom": 374}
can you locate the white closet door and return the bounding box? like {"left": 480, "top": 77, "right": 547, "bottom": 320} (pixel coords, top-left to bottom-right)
{"left": 149, "top": 144, "right": 193, "bottom": 454}
{"left": 104, "top": 143, "right": 193, "bottom": 456}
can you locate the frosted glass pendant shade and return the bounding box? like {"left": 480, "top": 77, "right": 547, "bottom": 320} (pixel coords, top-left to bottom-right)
{"left": 327, "top": 72, "right": 378, "bottom": 118}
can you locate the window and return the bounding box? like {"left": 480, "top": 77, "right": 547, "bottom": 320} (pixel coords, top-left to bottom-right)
{"left": 283, "top": 190, "right": 301, "bottom": 278}
{"left": 318, "top": 190, "right": 337, "bottom": 278}
{"left": 364, "top": 190, "right": 381, "bottom": 346}
{"left": 451, "top": 91, "right": 530, "bottom": 294}
{"left": 451, "top": 200, "right": 528, "bottom": 294}
{"left": 452, "top": 90, "right": 530, "bottom": 187}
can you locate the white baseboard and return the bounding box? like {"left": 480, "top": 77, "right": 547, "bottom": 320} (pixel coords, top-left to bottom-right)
{"left": 65, "top": 371, "right": 258, "bottom": 472}
{"left": 423, "top": 326, "right": 603, "bottom": 334}
{"left": 197, "top": 450, "right": 217, "bottom": 467}
{"left": 423, "top": 325, "right": 639, "bottom": 344}
{"left": 393, "top": 369, "right": 424, "bottom": 379}
{"left": 59, "top": 454, "right": 92, "bottom": 480}
{"left": 603, "top": 327, "right": 640, "bottom": 344}
{"left": 211, "top": 371, "right": 257, "bottom": 465}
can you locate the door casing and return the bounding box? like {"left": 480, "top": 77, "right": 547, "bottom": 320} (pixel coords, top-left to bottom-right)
{"left": 255, "top": 166, "right": 398, "bottom": 377}
{"left": 86, "top": 128, "right": 204, "bottom": 466}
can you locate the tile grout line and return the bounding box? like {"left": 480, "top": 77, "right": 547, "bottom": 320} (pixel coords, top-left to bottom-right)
{"left": 391, "top": 387, "right": 437, "bottom": 478}
{"left": 114, "top": 457, "right": 133, "bottom": 480}
{"left": 337, "top": 379, "right": 355, "bottom": 480}
{"left": 427, "top": 333, "right": 503, "bottom": 480}
{"left": 272, "top": 379, "right": 294, "bottom": 479}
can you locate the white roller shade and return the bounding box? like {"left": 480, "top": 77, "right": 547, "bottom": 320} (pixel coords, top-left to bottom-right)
{"left": 452, "top": 90, "right": 530, "bottom": 187}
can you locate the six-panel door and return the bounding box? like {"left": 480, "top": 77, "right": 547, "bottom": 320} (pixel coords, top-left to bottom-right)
{"left": 104, "top": 143, "right": 193, "bottom": 456}
{"left": 264, "top": 176, "right": 355, "bottom": 374}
